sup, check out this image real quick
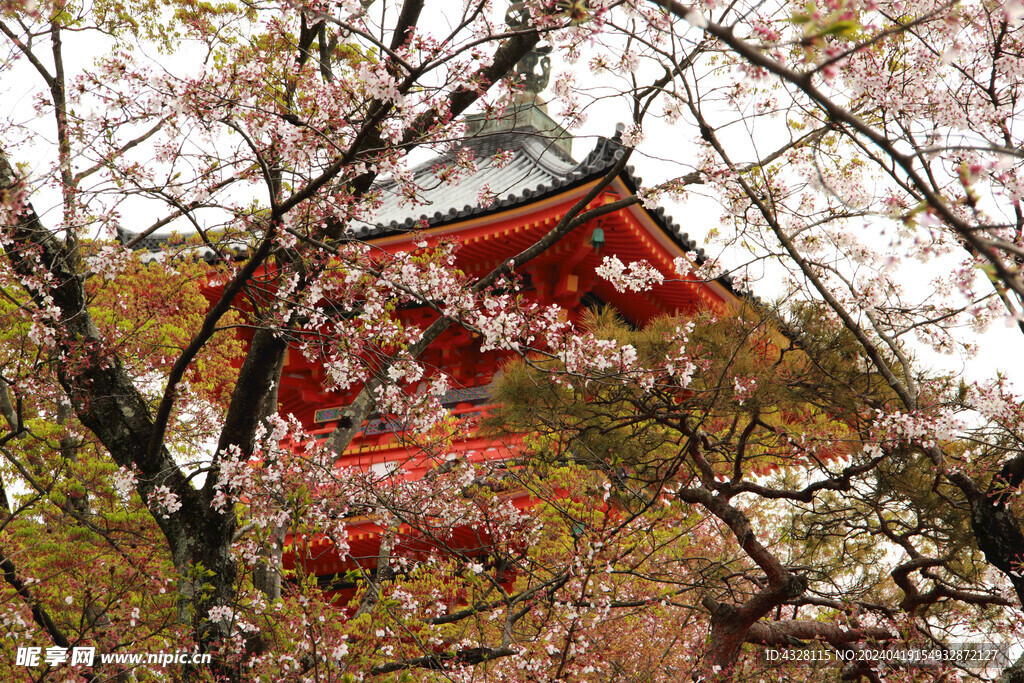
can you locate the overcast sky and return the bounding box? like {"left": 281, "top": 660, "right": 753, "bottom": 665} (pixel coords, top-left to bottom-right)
{"left": 4, "top": 4, "right": 1021, "bottom": 391}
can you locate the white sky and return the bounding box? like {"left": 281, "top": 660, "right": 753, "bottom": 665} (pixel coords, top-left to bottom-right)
{"left": 3, "top": 4, "right": 1021, "bottom": 391}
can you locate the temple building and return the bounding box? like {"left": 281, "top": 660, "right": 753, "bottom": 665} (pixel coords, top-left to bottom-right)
{"left": 270, "top": 102, "right": 742, "bottom": 584}
{"left": 120, "top": 43, "right": 742, "bottom": 593}
{"left": 293, "top": 112, "right": 736, "bottom": 437}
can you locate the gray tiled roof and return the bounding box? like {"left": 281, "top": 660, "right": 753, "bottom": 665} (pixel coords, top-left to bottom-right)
{"left": 117, "top": 124, "right": 633, "bottom": 250}
{"left": 115, "top": 225, "right": 248, "bottom": 263}
{"left": 114, "top": 123, "right": 742, "bottom": 292}
{"left": 117, "top": 225, "right": 179, "bottom": 253}
{"left": 346, "top": 124, "right": 738, "bottom": 290}
{"left": 350, "top": 125, "right": 601, "bottom": 238}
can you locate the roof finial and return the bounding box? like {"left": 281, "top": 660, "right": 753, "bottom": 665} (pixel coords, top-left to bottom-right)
{"left": 505, "top": 2, "right": 552, "bottom": 103}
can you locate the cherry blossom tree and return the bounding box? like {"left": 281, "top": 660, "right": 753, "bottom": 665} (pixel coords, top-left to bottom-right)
{"left": 570, "top": 0, "right": 1024, "bottom": 678}
{"left": 2, "top": 0, "right": 1024, "bottom": 681}
{"left": 0, "top": 0, "right": 614, "bottom": 677}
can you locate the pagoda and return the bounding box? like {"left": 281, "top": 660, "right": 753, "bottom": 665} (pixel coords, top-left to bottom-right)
{"left": 273, "top": 113, "right": 742, "bottom": 584}
{"left": 121, "top": 36, "right": 741, "bottom": 594}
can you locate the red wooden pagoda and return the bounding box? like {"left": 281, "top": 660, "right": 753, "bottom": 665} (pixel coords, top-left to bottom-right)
{"left": 265, "top": 102, "right": 742, "bottom": 586}
{"left": 120, "top": 98, "right": 742, "bottom": 594}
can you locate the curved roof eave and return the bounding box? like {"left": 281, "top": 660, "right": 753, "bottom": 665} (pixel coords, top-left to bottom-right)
{"left": 363, "top": 139, "right": 750, "bottom": 308}
{"left": 352, "top": 132, "right": 627, "bottom": 239}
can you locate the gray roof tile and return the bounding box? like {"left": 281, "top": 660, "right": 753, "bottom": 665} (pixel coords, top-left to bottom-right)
{"left": 359, "top": 125, "right": 623, "bottom": 236}
{"left": 114, "top": 124, "right": 752, "bottom": 302}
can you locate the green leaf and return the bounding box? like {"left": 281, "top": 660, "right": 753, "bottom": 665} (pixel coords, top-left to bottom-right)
{"left": 819, "top": 19, "right": 861, "bottom": 37}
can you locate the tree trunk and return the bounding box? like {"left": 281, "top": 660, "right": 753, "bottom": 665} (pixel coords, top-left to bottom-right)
{"left": 1, "top": 150, "right": 245, "bottom": 677}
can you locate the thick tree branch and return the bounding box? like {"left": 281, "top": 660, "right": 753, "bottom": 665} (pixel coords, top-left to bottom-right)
{"left": 325, "top": 147, "right": 638, "bottom": 455}
{"left": 367, "top": 646, "right": 516, "bottom": 675}
{"left": 745, "top": 620, "right": 894, "bottom": 647}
